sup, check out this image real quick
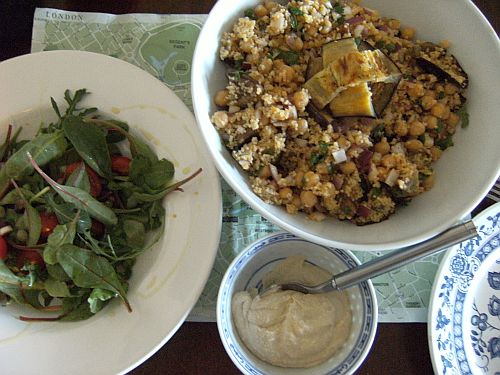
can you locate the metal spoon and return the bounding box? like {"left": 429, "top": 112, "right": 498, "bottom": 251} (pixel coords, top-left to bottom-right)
{"left": 266, "top": 220, "right": 477, "bottom": 294}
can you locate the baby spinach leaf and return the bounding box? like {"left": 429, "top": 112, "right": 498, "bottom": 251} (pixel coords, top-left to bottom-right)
{"left": 46, "top": 263, "right": 70, "bottom": 281}
{"left": 88, "top": 288, "right": 115, "bottom": 314}
{"left": 44, "top": 277, "right": 71, "bottom": 297}
{"left": 29, "top": 155, "right": 117, "bottom": 226}
{"left": 60, "top": 295, "right": 94, "bottom": 322}
{"left": 129, "top": 156, "right": 174, "bottom": 190}
{"left": 52, "top": 184, "right": 117, "bottom": 226}
{"left": 0, "top": 131, "right": 68, "bottom": 195}
{"left": 0, "top": 187, "right": 34, "bottom": 205}
{"left": 66, "top": 162, "right": 91, "bottom": 193}
{"left": 105, "top": 120, "right": 129, "bottom": 143}
{"left": 57, "top": 244, "right": 131, "bottom": 312}
{"left": 25, "top": 205, "right": 42, "bottom": 247}
{"left": 62, "top": 115, "right": 112, "bottom": 178}
{"left": 0, "top": 260, "right": 26, "bottom": 303}
{"left": 123, "top": 219, "right": 146, "bottom": 248}
{"left": 47, "top": 196, "right": 92, "bottom": 233}
{"left": 44, "top": 223, "right": 76, "bottom": 265}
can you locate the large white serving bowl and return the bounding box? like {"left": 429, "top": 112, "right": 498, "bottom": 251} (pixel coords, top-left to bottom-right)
{"left": 0, "top": 50, "right": 222, "bottom": 375}
{"left": 192, "top": 0, "right": 500, "bottom": 251}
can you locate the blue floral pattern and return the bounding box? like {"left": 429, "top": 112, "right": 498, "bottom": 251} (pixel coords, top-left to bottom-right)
{"left": 430, "top": 204, "right": 500, "bottom": 375}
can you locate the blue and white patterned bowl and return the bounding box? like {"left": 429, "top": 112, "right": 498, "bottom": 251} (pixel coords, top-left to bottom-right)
{"left": 216, "top": 232, "right": 378, "bottom": 375}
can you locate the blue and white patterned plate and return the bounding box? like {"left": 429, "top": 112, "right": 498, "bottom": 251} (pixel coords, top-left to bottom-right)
{"left": 429, "top": 203, "right": 500, "bottom": 375}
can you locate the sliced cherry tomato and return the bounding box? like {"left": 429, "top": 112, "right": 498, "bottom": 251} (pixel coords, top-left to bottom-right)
{"left": 65, "top": 161, "right": 102, "bottom": 197}
{"left": 111, "top": 155, "right": 131, "bottom": 175}
{"left": 39, "top": 212, "right": 59, "bottom": 238}
{"left": 16, "top": 249, "right": 45, "bottom": 269}
{"left": 90, "top": 219, "right": 105, "bottom": 238}
{"left": 0, "top": 236, "right": 7, "bottom": 260}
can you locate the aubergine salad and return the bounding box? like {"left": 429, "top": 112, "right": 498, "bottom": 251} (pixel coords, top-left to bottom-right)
{"left": 211, "top": 0, "right": 469, "bottom": 225}
{"left": 0, "top": 89, "right": 200, "bottom": 321}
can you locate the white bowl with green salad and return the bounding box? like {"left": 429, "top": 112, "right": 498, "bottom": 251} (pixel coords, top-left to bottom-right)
{"left": 0, "top": 50, "right": 222, "bottom": 375}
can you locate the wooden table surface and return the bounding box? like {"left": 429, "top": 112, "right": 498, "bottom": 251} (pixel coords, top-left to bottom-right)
{"left": 0, "top": 1, "right": 498, "bottom": 374}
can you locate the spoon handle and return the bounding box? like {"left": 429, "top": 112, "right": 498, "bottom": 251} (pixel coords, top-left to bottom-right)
{"left": 332, "top": 220, "right": 477, "bottom": 290}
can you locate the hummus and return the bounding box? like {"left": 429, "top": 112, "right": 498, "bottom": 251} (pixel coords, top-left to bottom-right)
{"left": 231, "top": 256, "right": 352, "bottom": 368}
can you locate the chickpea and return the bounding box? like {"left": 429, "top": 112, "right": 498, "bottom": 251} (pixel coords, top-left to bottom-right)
{"left": 430, "top": 146, "right": 442, "bottom": 161}
{"left": 381, "top": 154, "right": 396, "bottom": 168}
{"left": 309, "top": 211, "right": 326, "bottom": 221}
{"left": 387, "top": 19, "right": 401, "bottom": 30}
{"left": 300, "top": 190, "right": 318, "bottom": 208}
{"left": 337, "top": 136, "right": 350, "bottom": 149}
{"left": 276, "top": 64, "right": 295, "bottom": 84}
{"left": 294, "top": 170, "right": 305, "bottom": 187}
{"left": 373, "top": 138, "right": 390, "bottom": 155}
{"left": 286, "top": 34, "right": 304, "bottom": 52}
{"left": 407, "top": 82, "right": 424, "bottom": 98}
{"left": 254, "top": 4, "right": 268, "bottom": 17}
{"left": 291, "top": 90, "right": 309, "bottom": 112}
{"left": 239, "top": 40, "right": 254, "bottom": 54}
{"left": 316, "top": 162, "right": 329, "bottom": 175}
{"left": 431, "top": 102, "right": 450, "bottom": 119}
{"left": 421, "top": 95, "right": 437, "bottom": 110}
{"left": 423, "top": 115, "right": 438, "bottom": 129}
{"left": 259, "top": 165, "right": 272, "bottom": 179}
{"left": 377, "top": 166, "right": 388, "bottom": 180}
{"left": 320, "top": 19, "right": 332, "bottom": 35}
{"left": 296, "top": 118, "right": 308, "bottom": 134}
{"left": 439, "top": 39, "right": 450, "bottom": 49}
{"left": 444, "top": 83, "right": 458, "bottom": 95}
{"left": 264, "top": 0, "right": 277, "bottom": 11}
{"left": 400, "top": 27, "right": 416, "bottom": 40}
{"left": 446, "top": 112, "right": 460, "bottom": 127}
{"left": 212, "top": 111, "right": 229, "bottom": 128}
{"left": 279, "top": 187, "right": 293, "bottom": 201}
{"left": 258, "top": 58, "right": 273, "bottom": 74}
{"left": 394, "top": 120, "right": 408, "bottom": 137}
{"left": 304, "top": 171, "right": 320, "bottom": 188}
{"left": 408, "top": 120, "right": 426, "bottom": 136}
{"left": 245, "top": 53, "right": 259, "bottom": 65}
{"left": 405, "top": 139, "right": 424, "bottom": 152}
{"left": 286, "top": 204, "right": 299, "bottom": 214}
{"left": 422, "top": 174, "right": 434, "bottom": 190}
{"left": 291, "top": 194, "right": 302, "bottom": 209}
{"left": 340, "top": 161, "right": 357, "bottom": 175}
{"left": 214, "top": 89, "right": 229, "bottom": 107}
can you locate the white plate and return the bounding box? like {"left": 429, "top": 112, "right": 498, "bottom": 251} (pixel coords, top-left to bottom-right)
{"left": 0, "top": 51, "right": 222, "bottom": 375}
{"left": 429, "top": 203, "right": 500, "bottom": 374}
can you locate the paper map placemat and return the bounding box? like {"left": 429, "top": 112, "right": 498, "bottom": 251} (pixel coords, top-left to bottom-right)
{"left": 31, "top": 8, "right": 443, "bottom": 323}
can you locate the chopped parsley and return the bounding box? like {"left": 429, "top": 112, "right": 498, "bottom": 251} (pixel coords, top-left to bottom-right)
{"left": 244, "top": 8, "right": 257, "bottom": 20}
{"left": 457, "top": 106, "right": 470, "bottom": 128}
{"left": 288, "top": 6, "right": 304, "bottom": 31}
{"left": 385, "top": 43, "right": 396, "bottom": 53}
{"left": 269, "top": 48, "right": 300, "bottom": 65}
{"left": 309, "top": 142, "right": 329, "bottom": 166}
{"left": 371, "top": 123, "right": 385, "bottom": 143}
{"left": 333, "top": 2, "right": 344, "bottom": 15}
{"left": 435, "top": 135, "right": 454, "bottom": 150}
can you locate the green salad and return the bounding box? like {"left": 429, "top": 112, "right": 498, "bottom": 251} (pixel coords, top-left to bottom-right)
{"left": 0, "top": 89, "right": 201, "bottom": 321}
